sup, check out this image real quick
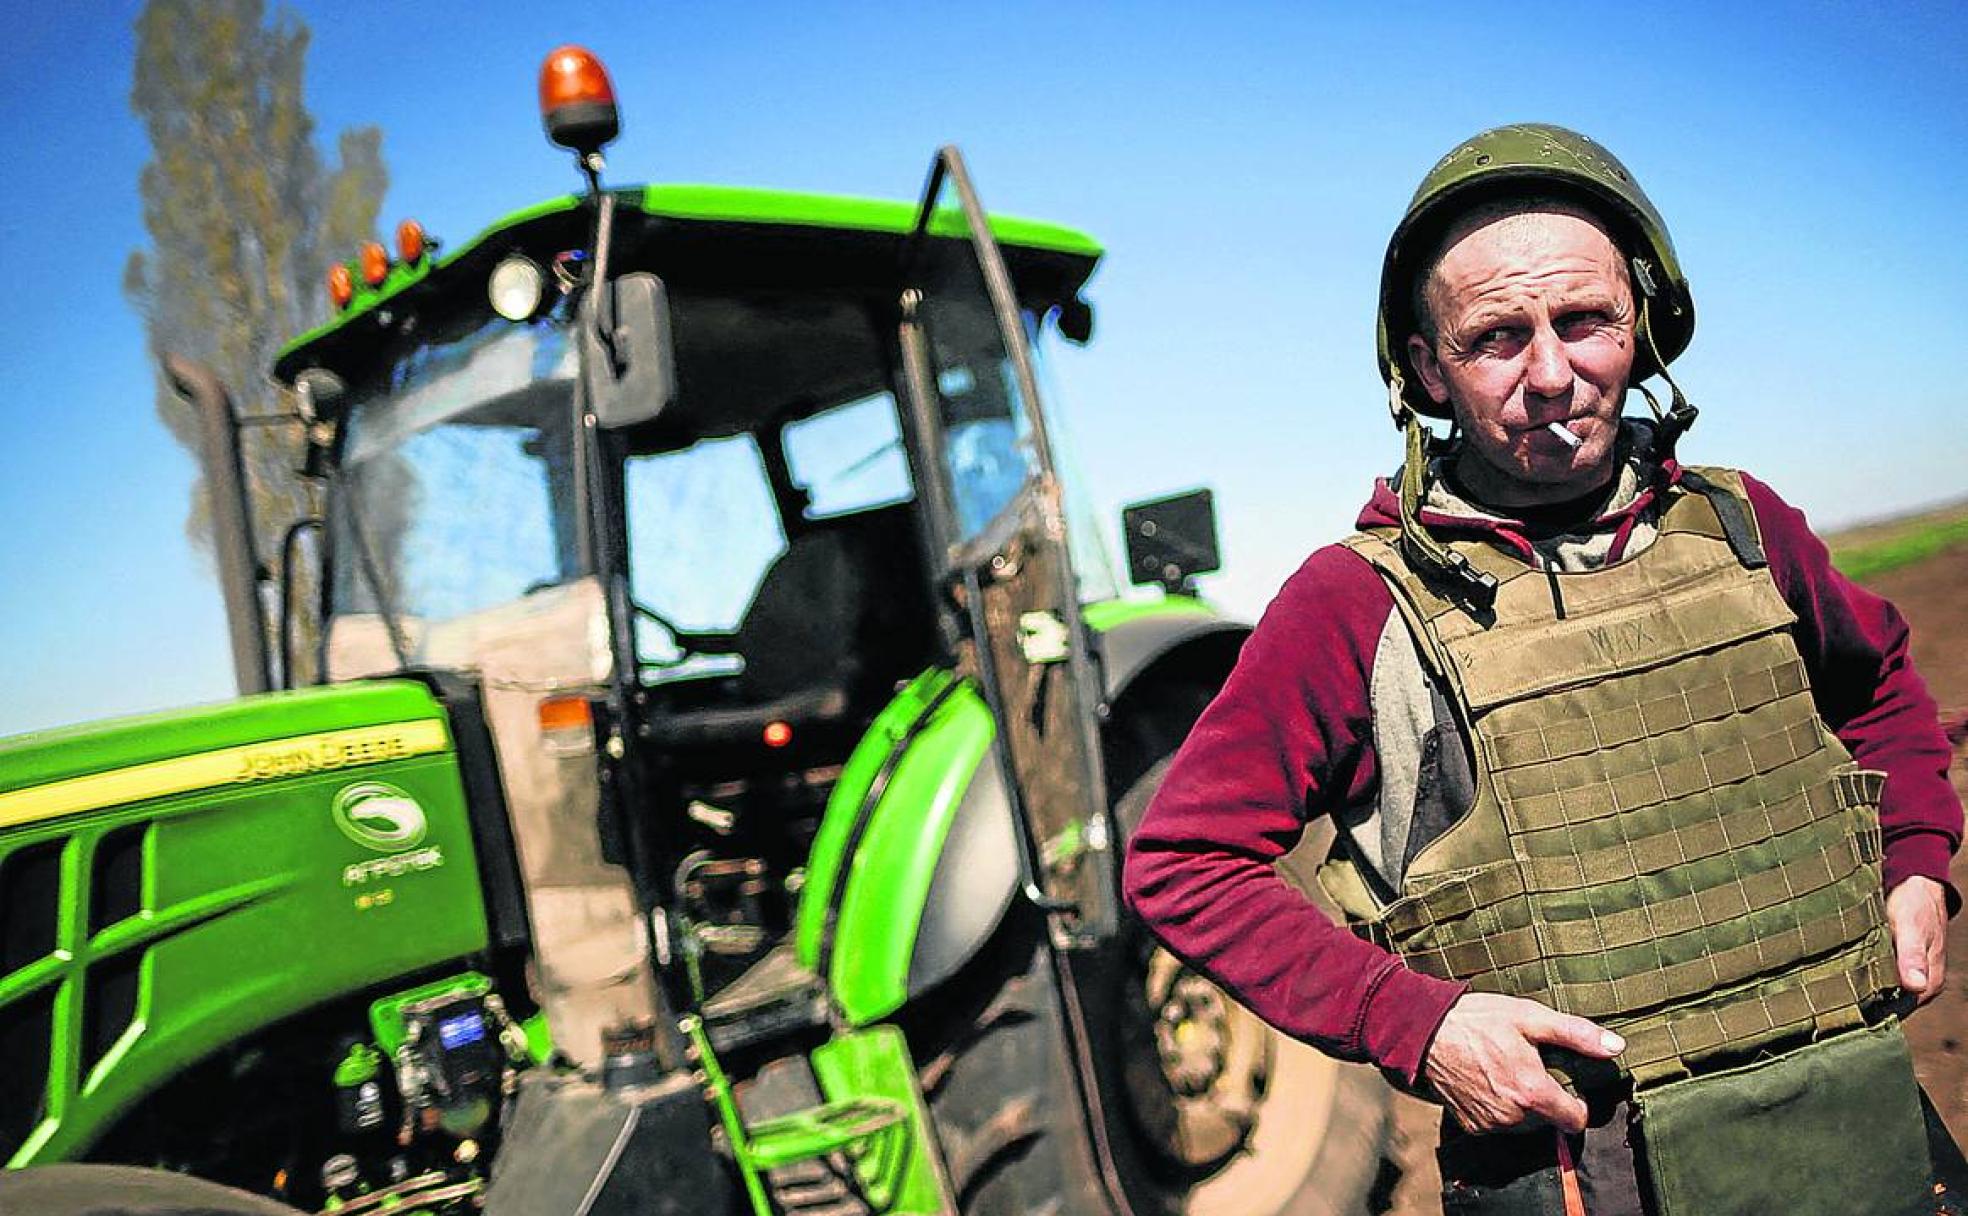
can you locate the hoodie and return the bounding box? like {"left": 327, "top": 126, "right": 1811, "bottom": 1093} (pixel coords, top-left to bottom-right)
{"left": 1121, "top": 444, "right": 1961, "bottom": 1087}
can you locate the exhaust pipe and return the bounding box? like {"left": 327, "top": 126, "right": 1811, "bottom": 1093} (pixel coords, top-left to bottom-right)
{"left": 163, "top": 355, "right": 272, "bottom": 696}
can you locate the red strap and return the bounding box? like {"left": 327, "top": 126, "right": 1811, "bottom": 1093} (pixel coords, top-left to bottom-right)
{"left": 1555, "top": 1130, "right": 1589, "bottom": 1216}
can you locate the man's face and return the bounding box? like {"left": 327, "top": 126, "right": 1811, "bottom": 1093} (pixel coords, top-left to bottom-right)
{"left": 1405, "top": 207, "right": 1637, "bottom": 508}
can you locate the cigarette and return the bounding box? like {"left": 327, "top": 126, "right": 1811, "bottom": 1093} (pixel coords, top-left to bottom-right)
{"left": 1547, "top": 422, "right": 1582, "bottom": 449}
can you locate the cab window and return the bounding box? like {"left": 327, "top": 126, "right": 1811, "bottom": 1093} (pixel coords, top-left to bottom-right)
{"left": 624, "top": 434, "right": 785, "bottom": 668}
{"left": 781, "top": 392, "right": 913, "bottom": 520}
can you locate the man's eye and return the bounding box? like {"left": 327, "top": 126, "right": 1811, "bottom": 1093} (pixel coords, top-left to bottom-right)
{"left": 1474, "top": 326, "right": 1524, "bottom": 353}
{"left": 1556, "top": 311, "right": 1609, "bottom": 340}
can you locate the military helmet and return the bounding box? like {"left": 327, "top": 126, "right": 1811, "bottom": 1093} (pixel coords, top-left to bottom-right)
{"left": 1376, "top": 123, "right": 1694, "bottom": 422}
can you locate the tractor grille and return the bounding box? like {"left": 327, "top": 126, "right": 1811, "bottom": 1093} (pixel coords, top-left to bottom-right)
{"left": 0, "top": 988, "right": 54, "bottom": 1161}
{"left": 1, "top": 839, "right": 61, "bottom": 972}
{"left": 90, "top": 825, "right": 145, "bottom": 934}
{"left": 0, "top": 826, "right": 152, "bottom": 1164}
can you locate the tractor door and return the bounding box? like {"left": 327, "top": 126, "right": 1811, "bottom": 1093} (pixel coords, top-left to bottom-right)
{"left": 895, "top": 148, "right": 1117, "bottom": 942}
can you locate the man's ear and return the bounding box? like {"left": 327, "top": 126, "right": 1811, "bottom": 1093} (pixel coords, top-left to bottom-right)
{"left": 1405, "top": 333, "right": 1452, "bottom": 406}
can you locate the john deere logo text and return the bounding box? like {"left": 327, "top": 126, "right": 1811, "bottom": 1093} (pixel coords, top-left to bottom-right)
{"left": 234, "top": 729, "right": 420, "bottom": 784}
{"left": 331, "top": 782, "right": 429, "bottom": 852}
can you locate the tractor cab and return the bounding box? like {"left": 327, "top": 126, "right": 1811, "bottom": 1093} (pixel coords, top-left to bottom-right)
{"left": 277, "top": 150, "right": 1127, "bottom": 1045}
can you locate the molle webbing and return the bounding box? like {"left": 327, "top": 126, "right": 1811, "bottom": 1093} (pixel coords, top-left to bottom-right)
{"left": 1345, "top": 472, "right": 1896, "bottom": 1086}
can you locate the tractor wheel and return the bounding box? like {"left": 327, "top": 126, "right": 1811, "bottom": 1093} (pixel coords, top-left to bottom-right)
{"left": 1111, "top": 756, "right": 1391, "bottom": 1216}
{"left": 0, "top": 1163, "right": 307, "bottom": 1216}
{"left": 915, "top": 914, "right": 1115, "bottom": 1216}
{"left": 915, "top": 755, "right": 1389, "bottom": 1216}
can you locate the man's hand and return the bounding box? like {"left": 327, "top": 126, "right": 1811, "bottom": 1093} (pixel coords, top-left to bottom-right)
{"left": 1888, "top": 875, "right": 1949, "bottom": 1006}
{"left": 1421, "top": 993, "right": 1625, "bottom": 1135}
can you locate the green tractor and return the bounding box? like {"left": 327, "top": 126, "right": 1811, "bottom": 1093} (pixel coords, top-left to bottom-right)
{"left": 0, "top": 48, "right": 1386, "bottom": 1216}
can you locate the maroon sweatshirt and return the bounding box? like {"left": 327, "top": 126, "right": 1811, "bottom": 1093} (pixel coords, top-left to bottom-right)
{"left": 1122, "top": 465, "right": 1962, "bottom": 1088}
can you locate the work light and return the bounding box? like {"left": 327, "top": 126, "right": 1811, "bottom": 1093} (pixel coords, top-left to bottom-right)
{"left": 489, "top": 255, "right": 546, "bottom": 321}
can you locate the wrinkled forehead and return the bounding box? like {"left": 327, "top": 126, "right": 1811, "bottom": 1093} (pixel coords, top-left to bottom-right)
{"left": 1427, "top": 196, "right": 1627, "bottom": 282}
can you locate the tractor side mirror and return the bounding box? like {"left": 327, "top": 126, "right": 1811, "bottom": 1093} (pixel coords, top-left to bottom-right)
{"left": 1122, "top": 488, "right": 1221, "bottom": 595}
{"left": 584, "top": 272, "right": 677, "bottom": 430}
{"left": 1054, "top": 296, "right": 1094, "bottom": 345}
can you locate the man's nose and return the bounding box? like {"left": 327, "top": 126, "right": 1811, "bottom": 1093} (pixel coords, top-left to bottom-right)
{"left": 1523, "top": 323, "right": 1571, "bottom": 399}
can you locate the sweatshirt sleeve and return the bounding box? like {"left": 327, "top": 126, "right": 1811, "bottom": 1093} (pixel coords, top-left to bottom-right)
{"left": 1121, "top": 545, "right": 1465, "bottom": 1085}
{"left": 1740, "top": 473, "right": 1962, "bottom": 906}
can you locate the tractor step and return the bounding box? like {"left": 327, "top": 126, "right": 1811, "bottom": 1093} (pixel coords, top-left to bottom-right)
{"left": 702, "top": 941, "right": 829, "bottom": 1054}
{"left": 741, "top": 1097, "right": 908, "bottom": 1171}
{"left": 686, "top": 1017, "right": 954, "bottom": 1216}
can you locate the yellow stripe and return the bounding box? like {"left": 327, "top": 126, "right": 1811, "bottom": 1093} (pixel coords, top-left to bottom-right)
{"left": 0, "top": 720, "right": 452, "bottom": 831}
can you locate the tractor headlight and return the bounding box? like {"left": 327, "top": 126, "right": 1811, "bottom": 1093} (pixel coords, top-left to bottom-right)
{"left": 489, "top": 255, "right": 546, "bottom": 321}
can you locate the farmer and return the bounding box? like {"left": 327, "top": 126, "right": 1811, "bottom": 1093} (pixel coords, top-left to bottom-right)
{"left": 1124, "top": 124, "right": 1963, "bottom": 1213}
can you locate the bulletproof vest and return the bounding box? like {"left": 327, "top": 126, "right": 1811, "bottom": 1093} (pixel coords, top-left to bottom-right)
{"left": 1337, "top": 468, "right": 1898, "bottom": 1088}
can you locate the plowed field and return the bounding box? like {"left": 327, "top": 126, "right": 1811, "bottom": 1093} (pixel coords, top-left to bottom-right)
{"left": 1866, "top": 533, "right": 1968, "bottom": 1143}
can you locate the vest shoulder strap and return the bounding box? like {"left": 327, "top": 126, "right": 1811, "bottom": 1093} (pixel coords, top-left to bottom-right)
{"left": 1341, "top": 528, "right": 1531, "bottom": 623}
{"left": 1673, "top": 465, "right": 1769, "bottom": 569}
{"left": 1341, "top": 530, "right": 1449, "bottom": 682}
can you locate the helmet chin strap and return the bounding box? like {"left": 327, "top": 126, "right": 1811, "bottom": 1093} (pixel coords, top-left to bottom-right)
{"left": 1390, "top": 372, "right": 1499, "bottom": 605}
{"left": 1632, "top": 258, "right": 1698, "bottom": 462}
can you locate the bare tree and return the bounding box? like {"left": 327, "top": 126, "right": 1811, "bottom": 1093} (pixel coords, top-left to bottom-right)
{"left": 122, "top": 0, "right": 388, "bottom": 684}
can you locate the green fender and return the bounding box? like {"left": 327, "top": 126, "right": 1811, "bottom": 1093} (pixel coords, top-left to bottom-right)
{"left": 795, "top": 669, "right": 1017, "bottom": 1026}
{"left": 798, "top": 596, "right": 1247, "bottom": 1027}
{"left": 0, "top": 681, "right": 490, "bottom": 1165}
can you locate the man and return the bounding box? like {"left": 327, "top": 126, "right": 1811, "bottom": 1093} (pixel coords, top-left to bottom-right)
{"left": 1123, "top": 124, "right": 1962, "bottom": 1214}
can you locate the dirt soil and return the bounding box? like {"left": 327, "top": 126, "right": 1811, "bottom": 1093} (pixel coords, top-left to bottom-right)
{"left": 1372, "top": 539, "right": 1968, "bottom": 1213}
{"left": 1866, "top": 542, "right": 1968, "bottom": 1143}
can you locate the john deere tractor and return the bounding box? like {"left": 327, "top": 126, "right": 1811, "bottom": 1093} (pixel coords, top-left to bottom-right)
{"left": 0, "top": 47, "right": 1386, "bottom": 1216}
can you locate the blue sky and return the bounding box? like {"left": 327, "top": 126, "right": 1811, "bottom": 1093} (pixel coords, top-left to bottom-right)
{"left": 1, "top": 1, "right": 1964, "bottom": 736}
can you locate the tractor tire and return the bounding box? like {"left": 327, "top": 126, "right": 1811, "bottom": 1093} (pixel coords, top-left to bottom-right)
{"left": 914, "top": 756, "right": 1389, "bottom": 1216}
{"left": 915, "top": 914, "right": 1114, "bottom": 1216}
{"left": 1111, "top": 756, "right": 1391, "bottom": 1216}
{"left": 0, "top": 1163, "right": 306, "bottom": 1216}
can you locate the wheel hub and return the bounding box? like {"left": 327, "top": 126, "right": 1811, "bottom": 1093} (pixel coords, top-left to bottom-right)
{"left": 1154, "top": 974, "right": 1230, "bottom": 1096}
{"left": 1119, "top": 944, "right": 1273, "bottom": 1172}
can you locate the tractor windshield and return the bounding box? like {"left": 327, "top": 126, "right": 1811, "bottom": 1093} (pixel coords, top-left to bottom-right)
{"left": 328, "top": 317, "right": 583, "bottom": 656}
{"left": 321, "top": 291, "right": 1111, "bottom": 677}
